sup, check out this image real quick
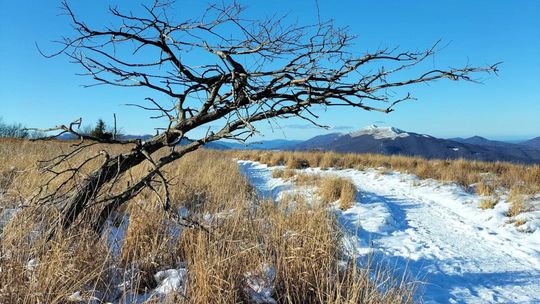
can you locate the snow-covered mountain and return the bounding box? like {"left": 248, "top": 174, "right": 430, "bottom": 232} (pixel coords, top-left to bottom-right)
{"left": 292, "top": 125, "right": 540, "bottom": 164}
{"left": 349, "top": 125, "right": 411, "bottom": 140}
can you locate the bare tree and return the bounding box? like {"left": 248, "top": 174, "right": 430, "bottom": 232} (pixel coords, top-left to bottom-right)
{"left": 0, "top": 118, "right": 29, "bottom": 138}
{"left": 34, "top": 0, "right": 499, "bottom": 234}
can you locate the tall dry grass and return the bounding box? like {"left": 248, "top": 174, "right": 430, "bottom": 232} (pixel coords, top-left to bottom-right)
{"left": 0, "top": 139, "right": 416, "bottom": 303}
{"left": 319, "top": 176, "right": 357, "bottom": 210}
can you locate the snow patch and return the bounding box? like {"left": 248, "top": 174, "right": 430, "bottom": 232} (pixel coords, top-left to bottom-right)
{"left": 154, "top": 268, "right": 188, "bottom": 295}
{"left": 349, "top": 125, "right": 410, "bottom": 140}
{"left": 237, "top": 161, "right": 292, "bottom": 200}
{"left": 0, "top": 207, "right": 19, "bottom": 232}
{"left": 105, "top": 215, "right": 129, "bottom": 258}
{"left": 245, "top": 265, "right": 276, "bottom": 304}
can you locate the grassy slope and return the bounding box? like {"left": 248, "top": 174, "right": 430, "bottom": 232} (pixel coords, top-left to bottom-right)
{"left": 0, "top": 139, "right": 414, "bottom": 303}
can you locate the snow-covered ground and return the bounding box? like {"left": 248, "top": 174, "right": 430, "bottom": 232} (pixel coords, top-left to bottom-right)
{"left": 238, "top": 160, "right": 540, "bottom": 304}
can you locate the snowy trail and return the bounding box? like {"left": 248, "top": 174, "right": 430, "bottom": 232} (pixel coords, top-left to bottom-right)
{"left": 238, "top": 161, "right": 540, "bottom": 304}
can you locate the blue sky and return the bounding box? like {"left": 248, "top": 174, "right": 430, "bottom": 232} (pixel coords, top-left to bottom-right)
{"left": 1, "top": 0, "right": 539, "bottom": 141}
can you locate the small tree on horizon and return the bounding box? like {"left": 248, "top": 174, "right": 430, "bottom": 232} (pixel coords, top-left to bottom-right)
{"left": 0, "top": 117, "right": 29, "bottom": 139}
{"left": 89, "top": 119, "right": 113, "bottom": 141}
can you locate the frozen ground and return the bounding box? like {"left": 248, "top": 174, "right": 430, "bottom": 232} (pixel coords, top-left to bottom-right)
{"left": 238, "top": 161, "right": 540, "bottom": 304}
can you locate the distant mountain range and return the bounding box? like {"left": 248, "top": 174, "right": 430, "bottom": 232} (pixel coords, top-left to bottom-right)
{"left": 287, "top": 125, "right": 540, "bottom": 164}
{"left": 56, "top": 126, "right": 540, "bottom": 164}
{"left": 286, "top": 125, "right": 540, "bottom": 164}
{"left": 522, "top": 137, "right": 540, "bottom": 149}
{"left": 449, "top": 136, "right": 512, "bottom": 147}
{"left": 217, "top": 139, "right": 303, "bottom": 150}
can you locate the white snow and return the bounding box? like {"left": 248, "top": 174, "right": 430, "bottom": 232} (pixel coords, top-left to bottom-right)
{"left": 238, "top": 160, "right": 540, "bottom": 304}
{"left": 26, "top": 258, "right": 38, "bottom": 271}
{"left": 112, "top": 267, "right": 188, "bottom": 303}
{"left": 154, "top": 268, "right": 188, "bottom": 295}
{"left": 105, "top": 215, "right": 129, "bottom": 258}
{"left": 67, "top": 291, "right": 84, "bottom": 302}
{"left": 349, "top": 125, "right": 410, "bottom": 140}
{"left": 244, "top": 264, "right": 276, "bottom": 304}
{"left": 237, "top": 161, "right": 292, "bottom": 201}
{"left": 0, "top": 207, "right": 19, "bottom": 232}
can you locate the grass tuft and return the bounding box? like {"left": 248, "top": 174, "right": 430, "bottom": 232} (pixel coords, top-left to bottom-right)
{"left": 506, "top": 190, "right": 530, "bottom": 217}
{"left": 319, "top": 176, "right": 357, "bottom": 209}
{"left": 478, "top": 197, "right": 499, "bottom": 209}
{"left": 476, "top": 180, "right": 497, "bottom": 196}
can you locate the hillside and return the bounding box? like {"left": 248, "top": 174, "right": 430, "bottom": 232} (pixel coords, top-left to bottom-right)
{"left": 292, "top": 125, "right": 540, "bottom": 164}
{"left": 522, "top": 136, "right": 540, "bottom": 149}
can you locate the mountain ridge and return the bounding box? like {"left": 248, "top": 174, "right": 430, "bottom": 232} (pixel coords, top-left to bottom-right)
{"left": 289, "top": 126, "right": 540, "bottom": 164}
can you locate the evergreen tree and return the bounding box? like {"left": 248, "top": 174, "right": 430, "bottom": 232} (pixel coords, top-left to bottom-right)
{"left": 90, "top": 119, "right": 113, "bottom": 140}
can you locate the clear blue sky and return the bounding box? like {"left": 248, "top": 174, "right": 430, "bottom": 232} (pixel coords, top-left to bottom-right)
{"left": 1, "top": 0, "right": 539, "bottom": 141}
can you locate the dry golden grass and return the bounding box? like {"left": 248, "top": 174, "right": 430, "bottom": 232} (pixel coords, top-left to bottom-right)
{"left": 339, "top": 180, "right": 357, "bottom": 210}
{"left": 506, "top": 190, "right": 531, "bottom": 217}
{"left": 319, "top": 176, "right": 357, "bottom": 210}
{"left": 514, "top": 218, "right": 527, "bottom": 227}
{"left": 235, "top": 150, "right": 540, "bottom": 216}
{"left": 319, "top": 152, "right": 337, "bottom": 170}
{"left": 273, "top": 168, "right": 301, "bottom": 180}
{"left": 476, "top": 180, "right": 497, "bottom": 196}
{"left": 119, "top": 202, "right": 180, "bottom": 292}
{"left": 0, "top": 139, "right": 415, "bottom": 303}
{"left": 294, "top": 172, "right": 322, "bottom": 186}
{"left": 478, "top": 197, "right": 499, "bottom": 210}
{"left": 272, "top": 168, "right": 285, "bottom": 178}
{"left": 1, "top": 223, "right": 112, "bottom": 304}
{"left": 268, "top": 152, "right": 285, "bottom": 166}
{"left": 286, "top": 154, "right": 309, "bottom": 169}
{"left": 283, "top": 168, "right": 296, "bottom": 179}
